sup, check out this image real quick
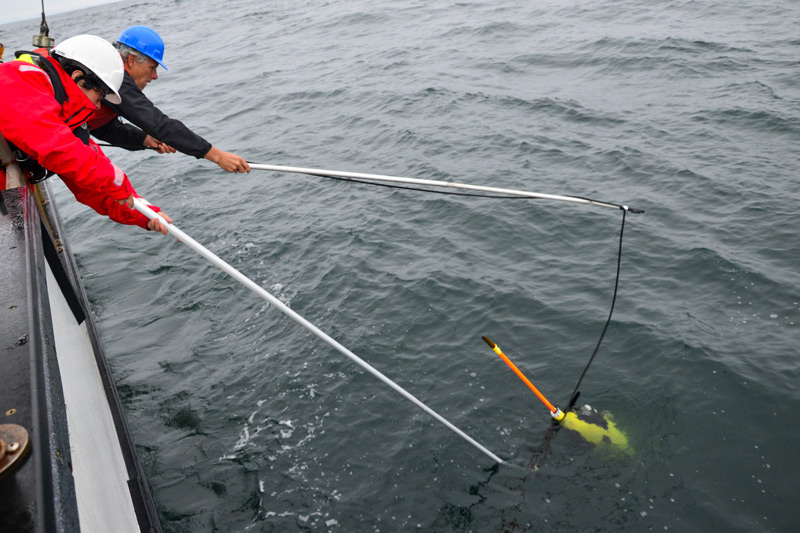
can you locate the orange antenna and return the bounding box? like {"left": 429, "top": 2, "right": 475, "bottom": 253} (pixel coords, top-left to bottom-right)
{"left": 482, "top": 336, "right": 564, "bottom": 420}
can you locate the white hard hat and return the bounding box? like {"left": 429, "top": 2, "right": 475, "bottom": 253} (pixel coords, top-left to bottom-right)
{"left": 53, "top": 34, "right": 124, "bottom": 105}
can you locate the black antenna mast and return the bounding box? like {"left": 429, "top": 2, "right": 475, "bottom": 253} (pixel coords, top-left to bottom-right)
{"left": 33, "top": 0, "right": 55, "bottom": 49}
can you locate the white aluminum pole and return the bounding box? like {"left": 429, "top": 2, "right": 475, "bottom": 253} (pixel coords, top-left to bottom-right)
{"left": 133, "top": 198, "right": 503, "bottom": 464}
{"left": 248, "top": 163, "right": 637, "bottom": 212}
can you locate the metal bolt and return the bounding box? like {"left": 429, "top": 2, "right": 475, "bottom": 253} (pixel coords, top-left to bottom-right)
{"left": 7, "top": 442, "right": 19, "bottom": 453}
{"left": 5, "top": 409, "right": 16, "bottom": 416}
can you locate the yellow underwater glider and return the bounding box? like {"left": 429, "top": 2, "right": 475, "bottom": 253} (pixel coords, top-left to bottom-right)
{"left": 482, "top": 336, "right": 632, "bottom": 455}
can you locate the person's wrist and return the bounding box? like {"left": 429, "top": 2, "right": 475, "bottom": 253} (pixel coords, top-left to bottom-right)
{"left": 205, "top": 146, "right": 221, "bottom": 163}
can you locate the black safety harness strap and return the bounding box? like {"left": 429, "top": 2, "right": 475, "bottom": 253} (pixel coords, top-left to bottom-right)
{"left": 9, "top": 51, "right": 89, "bottom": 183}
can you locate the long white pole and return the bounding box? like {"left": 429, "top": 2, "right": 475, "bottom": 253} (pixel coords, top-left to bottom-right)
{"left": 248, "top": 163, "right": 642, "bottom": 213}
{"left": 133, "top": 198, "right": 503, "bottom": 464}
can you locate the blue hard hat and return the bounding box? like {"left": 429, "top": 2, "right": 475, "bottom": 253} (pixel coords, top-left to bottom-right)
{"left": 116, "top": 25, "right": 167, "bottom": 70}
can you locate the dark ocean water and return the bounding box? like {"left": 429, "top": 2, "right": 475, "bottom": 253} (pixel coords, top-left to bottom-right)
{"left": 3, "top": 0, "right": 800, "bottom": 530}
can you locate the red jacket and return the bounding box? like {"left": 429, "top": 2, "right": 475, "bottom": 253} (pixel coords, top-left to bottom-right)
{"left": 0, "top": 53, "right": 158, "bottom": 230}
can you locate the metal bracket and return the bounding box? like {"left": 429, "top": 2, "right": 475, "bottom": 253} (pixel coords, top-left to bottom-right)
{"left": 0, "top": 424, "right": 31, "bottom": 479}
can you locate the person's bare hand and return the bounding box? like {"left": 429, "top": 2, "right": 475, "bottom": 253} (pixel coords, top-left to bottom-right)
{"left": 143, "top": 135, "right": 176, "bottom": 154}
{"left": 217, "top": 152, "right": 250, "bottom": 173}
{"left": 118, "top": 194, "right": 134, "bottom": 208}
{"left": 147, "top": 211, "right": 173, "bottom": 235}
{"left": 205, "top": 146, "right": 251, "bottom": 173}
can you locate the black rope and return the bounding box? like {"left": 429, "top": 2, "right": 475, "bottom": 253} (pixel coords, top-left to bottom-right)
{"left": 274, "top": 170, "right": 634, "bottom": 208}
{"left": 308, "top": 173, "right": 542, "bottom": 199}
{"left": 292, "top": 170, "right": 642, "bottom": 211}
{"left": 566, "top": 207, "right": 627, "bottom": 411}
{"left": 301, "top": 168, "right": 633, "bottom": 411}
{"left": 95, "top": 142, "right": 151, "bottom": 151}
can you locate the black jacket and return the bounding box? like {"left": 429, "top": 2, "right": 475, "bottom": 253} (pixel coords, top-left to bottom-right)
{"left": 90, "top": 71, "right": 212, "bottom": 158}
